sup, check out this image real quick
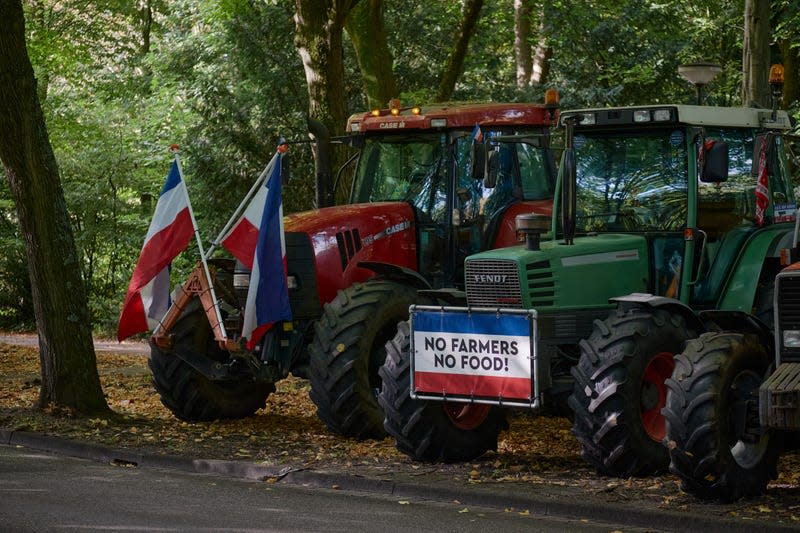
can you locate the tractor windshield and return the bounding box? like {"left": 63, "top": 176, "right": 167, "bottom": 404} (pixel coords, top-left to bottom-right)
{"left": 351, "top": 134, "right": 444, "bottom": 208}
{"left": 351, "top": 129, "right": 555, "bottom": 227}
{"left": 573, "top": 129, "right": 689, "bottom": 232}
{"left": 453, "top": 129, "right": 556, "bottom": 210}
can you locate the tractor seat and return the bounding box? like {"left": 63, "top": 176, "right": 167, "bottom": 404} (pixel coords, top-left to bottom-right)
{"left": 697, "top": 199, "right": 743, "bottom": 240}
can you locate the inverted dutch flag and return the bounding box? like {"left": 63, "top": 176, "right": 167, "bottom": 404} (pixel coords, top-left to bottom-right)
{"left": 472, "top": 123, "right": 483, "bottom": 142}
{"left": 240, "top": 157, "right": 292, "bottom": 351}
{"left": 218, "top": 155, "right": 279, "bottom": 269}
{"left": 117, "top": 160, "right": 196, "bottom": 341}
{"left": 755, "top": 134, "right": 772, "bottom": 226}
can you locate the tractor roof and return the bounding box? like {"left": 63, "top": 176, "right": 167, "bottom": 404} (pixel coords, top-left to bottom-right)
{"left": 561, "top": 105, "right": 793, "bottom": 131}
{"left": 347, "top": 101, "right": 558, "bottom": 133}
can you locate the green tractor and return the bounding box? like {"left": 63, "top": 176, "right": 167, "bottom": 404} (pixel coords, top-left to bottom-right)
{"left": 661, "top": 204, "right": 800, "bottom": 501}
{"left": 662, "top": 163, "right": 800, "bottom": 499}
{"left": 378, "top": 71, "right": 797, "bottom": 476}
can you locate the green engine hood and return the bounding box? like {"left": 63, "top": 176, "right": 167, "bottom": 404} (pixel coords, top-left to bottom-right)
{"left": 464, "top": 233, "right": 650, "bottom": 310}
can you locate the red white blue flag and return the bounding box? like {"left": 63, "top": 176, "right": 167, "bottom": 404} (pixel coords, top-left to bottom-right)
{"left": 117, "top": 160, "right": 196, "bottom": 341}
{"left": 240, "top": 156, "right": 292, "bottom": 350}
{"left": 472, "top": 123, "right": 483, "bottom": 142}
{"left": 218, "top": 154, "right": 279, "bottom": 269}
{"left": 755, "top": 134, "right": 772, "bottom": 226}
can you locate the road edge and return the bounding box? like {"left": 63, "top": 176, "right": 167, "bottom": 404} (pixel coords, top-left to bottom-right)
{"left": 1, "top": 428, "right": 794, "bottom": 532}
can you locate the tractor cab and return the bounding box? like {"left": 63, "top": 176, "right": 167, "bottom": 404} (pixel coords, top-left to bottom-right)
{"left": 562, "top": 105, "right": 795, "bottom": 319}
{"left": 340, "top": 100, "right": 559, "bottom": 290}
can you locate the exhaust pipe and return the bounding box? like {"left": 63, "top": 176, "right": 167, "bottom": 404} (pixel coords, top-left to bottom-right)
{"left": 307, "top": 117, "right": 333, "bottom": 208}
{"left": 561, "top": 115, "right": 579, "bottom": 245}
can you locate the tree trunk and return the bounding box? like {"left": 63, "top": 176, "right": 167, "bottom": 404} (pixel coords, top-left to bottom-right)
{"left": 514, "top": 0, "right": 532, "bottom": 88}
{"left": 294, "top": 0, "right": 357, "bottom": 135}
{"left": 529, "top": 3, "right": 551, "bottom": 86}
{"left": 778, "top": 39, "right": 799, "bottom": 110}
{"left": 514, "top": 0, "right": 551, "bottom": 88}
{"left": 294, "top": 0, "right": 358, "bottom": 205}
{"left": 0, "top": 0, "right": 108, "bottom": 415}
{"left": 434, "top": 0, "right": 484, "bottom": 102}
{"left": 345, "top": 0, "right": 396, "bottom": 110}
{"left": 140, "top": 0, "right": 153, "bottom": 55}
{"left": 742, "top": 0, "right": 771, "bottom": 107}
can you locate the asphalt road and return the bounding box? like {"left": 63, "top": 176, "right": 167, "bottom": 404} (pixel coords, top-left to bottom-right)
{"left": 0, "top": 444, "right": 655, "bottom": 533}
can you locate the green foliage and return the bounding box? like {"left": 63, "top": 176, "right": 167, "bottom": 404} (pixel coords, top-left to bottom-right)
{"left": 4, "top": 0, "right": 798, "bottom": 336}
{"left": 149, "top": 0, "right": 316, "bottom": 224}
{"left": 544, "top": 0, "right": 737, "bottom": 107}
{"left": 0, "top": 176, "right": 34, "bottom": 330}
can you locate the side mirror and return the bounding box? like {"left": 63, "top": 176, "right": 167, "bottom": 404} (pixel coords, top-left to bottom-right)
{"left": 484, "top": 149, "right": 499, "bottom": 189}
{"left": 470, "top": 142, "right": 487, "bottom": 181}
{"left": 341, "top": 134, "right": 364, "bottom": 148}
{"left": 700, "top": 140, "right": 729, "bottom": 183}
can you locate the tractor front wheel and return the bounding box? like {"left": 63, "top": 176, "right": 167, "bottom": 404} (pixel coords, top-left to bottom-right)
{"left": 663, "top": 332, "right": 778, "bottom": 501}
{"left": 149, "top": 298, "right": 274, "bottom": 421}
{"left": 309, "top": 280, "right": 417, "bottom": 440}
{"left": 569, "top": 307, "right": 695, "bottom": 477}
{"left": 378, "top": 320, "right": 507, "bottom": 462}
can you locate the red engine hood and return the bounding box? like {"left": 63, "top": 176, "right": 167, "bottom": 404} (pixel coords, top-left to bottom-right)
{"left": 284, "top": 202, "right": 417, "bottom": 305}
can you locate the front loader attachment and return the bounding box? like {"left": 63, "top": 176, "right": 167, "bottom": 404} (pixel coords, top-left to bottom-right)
{"left": 151, "top": 261, "right": 240, "bottom": 353}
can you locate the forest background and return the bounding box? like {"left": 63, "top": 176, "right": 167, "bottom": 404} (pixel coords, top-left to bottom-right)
{"left": 1, "top": 0, "right": 799, "bottom": 336}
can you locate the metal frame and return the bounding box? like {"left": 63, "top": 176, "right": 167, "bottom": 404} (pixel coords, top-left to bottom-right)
{"left": 408, "top": 304, "right": 539, "bottom": 409}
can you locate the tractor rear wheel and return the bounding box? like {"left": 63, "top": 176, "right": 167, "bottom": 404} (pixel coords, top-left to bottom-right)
{"left": 378, "top": 320, "right": 507, "bottom": 462}
{"left": 569, "top": 307, "right": 695, "bottom": 477}
{"left": 149, "top": 298, "right": 274, "bottom": 421}
{"left": 309, "top": 280, "right": 417, "bottom": 440}
{"left": 663, "top": 332, "right": 778, "bottom": 501}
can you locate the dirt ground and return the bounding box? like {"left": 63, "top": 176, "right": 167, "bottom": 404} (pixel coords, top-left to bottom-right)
{"left": 1, "top": 338, "right": 799, "bottom": 528}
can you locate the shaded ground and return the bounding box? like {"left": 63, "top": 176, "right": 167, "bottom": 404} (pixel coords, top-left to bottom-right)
{"left": 1, "top": 338, "right": 800, "bottom": 528}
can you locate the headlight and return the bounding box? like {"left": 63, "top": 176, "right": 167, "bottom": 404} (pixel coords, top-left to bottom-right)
{"left": 652, "top": 109, "right": 671, "bottom": 121}
{"left": 783, "top": 330, "right": 800, "bottom": 348}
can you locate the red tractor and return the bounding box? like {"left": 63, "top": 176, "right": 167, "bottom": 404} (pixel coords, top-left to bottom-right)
{"left": 148, "top": 97, "right": 560, "bottom": 439}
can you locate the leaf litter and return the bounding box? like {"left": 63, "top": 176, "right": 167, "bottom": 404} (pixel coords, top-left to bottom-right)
{"left": 1, "top": 340, "right": 800, "bottom": 526}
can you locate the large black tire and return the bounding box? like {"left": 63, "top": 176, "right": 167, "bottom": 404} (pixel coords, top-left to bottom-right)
{"left": 569, "top": 307, "right": 695, "bottom": 477}
{"left": 378, "top": 320, "right": 508, "bottom": 462}
{"left": 308, "top": 280, "right": 417, "bottom": 439}
{"left": 149, "top": 298, "right": 274, "bottom": 421}
{"left": 663, "top": 332, "right": 779, "bottom": 501}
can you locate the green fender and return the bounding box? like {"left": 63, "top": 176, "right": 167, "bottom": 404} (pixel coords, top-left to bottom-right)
{"left": 716, "top": 224, "right": 794, "bottom": 313}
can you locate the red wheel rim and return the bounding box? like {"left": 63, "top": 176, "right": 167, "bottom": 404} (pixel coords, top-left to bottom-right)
{"left": 640, "top": 351, "right": 674, "bottom": 442}
{"left": 443, "top": 403, "right": 491, "bottom": 430}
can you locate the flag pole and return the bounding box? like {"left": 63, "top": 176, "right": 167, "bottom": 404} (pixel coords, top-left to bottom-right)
{"left": 170, "top": 145, "right": 229, "bottom": 342}
{"left": 204, "top": 151, "right": 280, "bottom": 259}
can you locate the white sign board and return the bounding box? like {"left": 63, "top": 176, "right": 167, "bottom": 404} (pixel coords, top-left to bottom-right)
{"left": 410, "top": 307, "right": 536, "bottom": 406}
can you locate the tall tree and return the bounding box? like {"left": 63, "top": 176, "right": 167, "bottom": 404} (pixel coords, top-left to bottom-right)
{"left": 777, "top": 41, "right": 799, "bottom": 108}
{"left": 775, "top": 0, "right": 800, "bottom": 108}
{"left": 294, "top": 0, "right": 359, "bottom": 135}
{"left": 742, "top": 0, "right": 771, "bottom": 107}
{"left": 434, "top": 0, "right": 483, "bottom": 102}
{"left": 345, "top": 0, "right": 396, "bottom": 109}
{"left": 514, "top": 0, "right": 532, "bottom": 88}
{"left": 0, "top": 0, "right": 108, "bottom": 414}
{"left": 294, "top": 0, "right": 359, "bottom": 206}
{"left": 513, "top": 0, "right": 550, "bottom": 88}
{"left": 139, "top": 0, "right": 154, "bottom": 55}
